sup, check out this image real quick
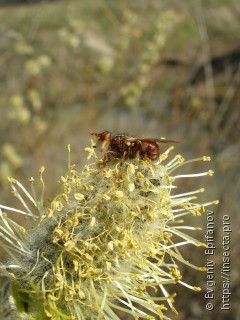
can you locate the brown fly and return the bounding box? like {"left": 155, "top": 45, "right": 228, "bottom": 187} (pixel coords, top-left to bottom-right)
{"left": 90, "top": 131, "right": 178, "bottom": 166}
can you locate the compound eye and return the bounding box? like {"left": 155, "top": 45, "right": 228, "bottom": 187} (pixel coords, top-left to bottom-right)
{"left": 99, "top": 131, "right": 110, "bottom": 142}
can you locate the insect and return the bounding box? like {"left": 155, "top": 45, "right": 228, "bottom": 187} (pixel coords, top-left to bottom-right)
{"left": 90, "top": 131, "right": 178, "bottom": 165}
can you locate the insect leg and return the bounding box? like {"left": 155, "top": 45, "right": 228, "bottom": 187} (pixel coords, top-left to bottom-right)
{"left": 120, "top": 151, "right": 128, "bottom": 167}
{"left": 116, "top": 151, "right": 129, "bottom": 178}
{"left": 103, "top": 151, "right": 119, "bottom": 166}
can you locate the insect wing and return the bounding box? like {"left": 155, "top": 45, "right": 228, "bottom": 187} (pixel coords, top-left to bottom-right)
{"left": 126, "top": 137, "right": 179, "bottom": 143}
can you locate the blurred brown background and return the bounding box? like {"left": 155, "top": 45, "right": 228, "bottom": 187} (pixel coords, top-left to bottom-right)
{"left": 0, "top": 0, "right": 239, "bottom": 319}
